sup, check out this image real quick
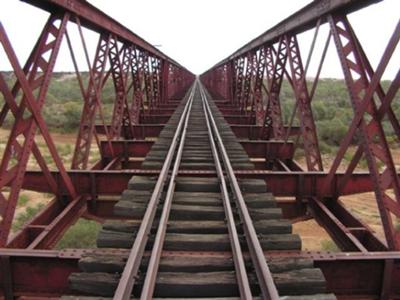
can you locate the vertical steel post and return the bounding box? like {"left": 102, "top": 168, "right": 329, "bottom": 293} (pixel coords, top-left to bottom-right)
{"left": 285, "top": 35, "right": 323, "bottom": 171}
{"left": 161, "top": 60, "right": 170, "bottom": 103}
{"left": 130, "top": 47, "right": 145, "bottom": 124}
{"left": 241, "top": 52, "right": 255, "bottom": 118}
{"left": 0, "top": 14, "right": 74, "bottom": 246}
{"left": 151, "top": 56, "right": 161, "bottom": 107}
{"left": 109, "top": 37, "right": 133, "bottom": 139}
{"left": 141, "top": 51, "right": 153, "bottom": 114}
{"left": 329, "top": 15, "right": 400, "bottom": 249}
{"left": 71, "top": 33, "right": 111, "bottom": 169}
{"left": 264, "top": 40, "right": 286, "bottom": 139}
{"left": 234, "top": 57, "right": 245, "bottom": 111}
{"left": 253, "top": 47, "right": 267, "bottom": 125}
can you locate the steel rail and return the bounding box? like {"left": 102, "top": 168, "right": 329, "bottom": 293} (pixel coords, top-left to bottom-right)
{"left": 113, "top": 84, "right": 196, "bottom": 300}
{"left": 138, "top": 83, "right": 195, "bottom": 299}
{"left": 200, "top": 81, "right": 253, "bottom": 299}
{"left": 199, "top": 84, "right": 280, "bottom": 300}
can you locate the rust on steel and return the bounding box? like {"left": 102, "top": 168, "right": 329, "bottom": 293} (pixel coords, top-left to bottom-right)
{"left": 21, "top": 0, "right": 185, "bottom": 68}
{"left": 138, "top": 86, "right": 195, "bottom": 299}
{"left": 200, "top": 82, "right": 253, "bottom": 299}
{"left": 200, "top": 84, "right": 279, "bottom": 299}
{"left": 212, "top": 0, "right": 381, "bottom": 68}
{"left": 113, "top": 85, "right": 195, "bottom": 300}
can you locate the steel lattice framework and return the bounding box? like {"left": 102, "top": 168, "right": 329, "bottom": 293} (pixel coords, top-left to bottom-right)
{"left": 0, "top": 0, "right": 193, "bottom": 251}
{"left": 0, "top": 0, "right": 399, "bottom": 298}
{"left": 201, "top": 0, "right": 400, "bottom": 253}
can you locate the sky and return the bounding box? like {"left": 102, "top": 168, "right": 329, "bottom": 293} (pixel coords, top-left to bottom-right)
{"left": 0, "top": 0, "right": 399, "bottom": 78}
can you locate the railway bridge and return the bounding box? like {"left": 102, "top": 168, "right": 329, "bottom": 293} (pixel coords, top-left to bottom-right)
{"left": 0, "top": 0, "right": 399, "bottom": 299}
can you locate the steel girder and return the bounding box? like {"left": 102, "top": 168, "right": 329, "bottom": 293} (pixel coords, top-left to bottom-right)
{"left": 108, "top": 38, "right": 134, "bottom": 140}
{"left": 327, "top": 15, "right": 400, "bottom": 250}
{"left": 0, "top": 14, "right": 77, "bottom": 247}
{"left": 151, "top": 56, "right": 162, "bottom": 107}
{"left": 264, "top": 40, "right": 286, "bottom": 139}
{"left": 241, "top": 52, "right": 256, "bottom": 115}
{"left": 16, "top": 168, "right": 400, "bottom": 200}
{"left": 142, "top": 51, "right": 154, "bottom": 114}
{"left": 234, "top": 57, "right": 245, "bottom": 109}
{"left": 130, "top": 46, "right": 145, "bottom": 126}
{"left": 0, "top": 249, "right": 398, "bottom": 298}
{"left": 252, "top": 47, "right": 267, "bottom": 126}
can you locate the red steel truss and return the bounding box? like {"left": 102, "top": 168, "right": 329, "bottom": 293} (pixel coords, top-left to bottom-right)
{"left": 0, "top": 0, "right": 399, "bottom": 298}
{"left": 327, "top": 14, "right": 400, "bottom": 250}
{"left": 0, "top": 14, "right": 77, "bottom": 246}
{"left": 0, "top": 0, "right": 193, "bottom": 250}
{"left": 201, "top": 0, "right": 400, "bottom": 255}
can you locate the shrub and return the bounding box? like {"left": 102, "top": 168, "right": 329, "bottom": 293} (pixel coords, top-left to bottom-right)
{"left": 56, "top": 143, "right": 73, "bottom": 157}
{"left": 63, "top": 101, "right": 82, "bottom": 132}
{"left": 395, "top": 220, "right": 400, "bottom": 232}
{"left": 317, "top": 119, "right": 348, "bottom": 146}
{"left": 318, "top": 140, "right": 334, "bottom": 155}
{"left": 312, "top": 102, "right": 331, "bottom": 121}
{"left": 12, "top": 203, "right": 45, "bottom": 232}
{"left": 55, "top": 219, "right": 101, "bottom": 249}
{"left": 320, "top": 239, "right": 340, "bottom": 252}
{"left": 18, "top": 194, "right": 30, "bottom": 206}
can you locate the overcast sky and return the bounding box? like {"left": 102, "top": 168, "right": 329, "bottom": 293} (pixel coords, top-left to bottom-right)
{"left": 0, "top": 0, "right": 399, "bottom": 78}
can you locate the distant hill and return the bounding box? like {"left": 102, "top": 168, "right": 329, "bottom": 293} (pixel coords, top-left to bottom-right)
{"left": 0, "top": 72, "right": 398, "bottom": 150}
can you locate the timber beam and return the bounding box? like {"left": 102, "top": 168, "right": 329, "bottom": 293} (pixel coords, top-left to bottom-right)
{"left": 5, "top": 192, "right": 389, "bottom": 250}
{"left": 0, "top": 249, "right": 398, "bottom": 298}
{"left": 99, "top": 140, "right": 295, "bottom": 160}
{"left": 95, "top": 124, "right": 300, "bottom": 139}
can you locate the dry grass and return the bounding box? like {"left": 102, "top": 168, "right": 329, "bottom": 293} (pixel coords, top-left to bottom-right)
{"left": 11, "top": 190, "right": 53, "bottom": 232}
{"left": 292, "top": 219, "right": 340, "bottom": 251}
{"left": 0, "top": 128, "right": 99, "bottom": 170}
{"left": 0, "top": 129, "right": 100, "bottom": 230}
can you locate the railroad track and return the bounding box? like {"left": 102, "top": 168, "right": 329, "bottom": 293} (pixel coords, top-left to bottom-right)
{"left": 64, "top": 82, "right": 336, "bottom": 299}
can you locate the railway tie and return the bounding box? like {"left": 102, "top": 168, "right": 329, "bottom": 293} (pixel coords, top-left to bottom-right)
{"left": 65, "top": 81, "right": 336, "bottom": 299}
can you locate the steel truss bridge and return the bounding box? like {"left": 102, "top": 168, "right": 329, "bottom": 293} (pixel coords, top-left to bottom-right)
{"left": 0, "top": 0, "right": 399, "bottom": 299}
